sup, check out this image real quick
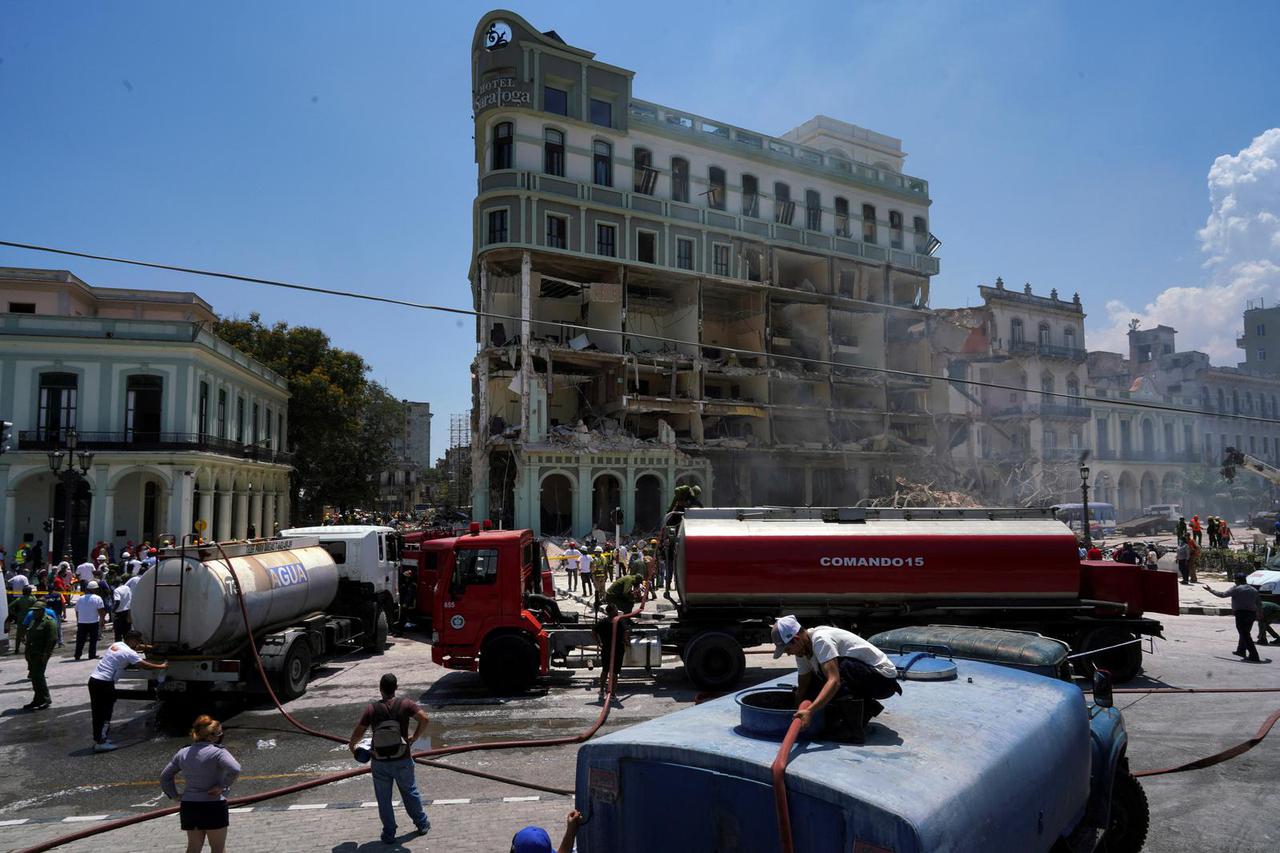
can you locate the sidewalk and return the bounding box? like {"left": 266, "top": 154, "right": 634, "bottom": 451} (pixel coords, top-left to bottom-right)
{"left": 1, "top": 795, "right": 572, "bottom": 852}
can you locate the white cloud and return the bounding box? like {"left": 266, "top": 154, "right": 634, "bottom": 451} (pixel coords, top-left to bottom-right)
{"left": 1087, "top": 128, "right": 1280, "bottom": 362}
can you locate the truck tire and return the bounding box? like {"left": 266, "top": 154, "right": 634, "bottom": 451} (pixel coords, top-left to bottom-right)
{"left": 275, "top": 640, "right": 313, "bottom": 701}
{"left": 363, "top": 607, "right": 389, "bottom": 653}
{"left": 1099, "top": 770, "right": 1149, "bottom": 853}
{"left": 682, "top": 631, "right": 746, "bottom": 691}
{"left": 1080, "top": 627, "right": 1143, "bottom": 683}
{"left": 480, "top": 634, "right": 539, "bottom": 694}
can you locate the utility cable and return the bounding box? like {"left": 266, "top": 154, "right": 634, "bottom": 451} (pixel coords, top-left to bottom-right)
{"left": 2, "top": 238, "right": 1276, "bottom": 426}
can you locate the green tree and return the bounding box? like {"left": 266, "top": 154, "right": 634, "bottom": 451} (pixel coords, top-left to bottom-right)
{"left": 214, "top": 313, "right": 404, "bottom": 520}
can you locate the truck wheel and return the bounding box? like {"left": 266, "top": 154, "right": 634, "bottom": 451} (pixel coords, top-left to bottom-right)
{"left": 1081, "top": 628, "right": 1142, "bottom": 683}
{"left": 275, "top": 640, "right": 313, "bottom": 701}
{"left": 480, "top": 634, "right": 539, "bottom": 694}
{"left": 682, "top": 631, "right": 745, "bottom": 691}
{"left": 1099, "top": 770, "right": 1149, "bottom": 853}
{"left": 363, "top": 607, "right": 389, "bottom": 653}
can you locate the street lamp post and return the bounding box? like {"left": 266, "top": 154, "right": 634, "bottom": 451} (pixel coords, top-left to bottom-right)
{"left": 46, "top": 428, "right": 94, "bottom": 562}
{"left": 1079, "top": 463, "right": 1092, "bottom": 549}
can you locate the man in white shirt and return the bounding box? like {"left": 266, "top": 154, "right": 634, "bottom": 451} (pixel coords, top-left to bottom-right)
{"left": 87, "top": 630, "right": 167, "bottom": 751}
{"left": 124, "top": 552, "right": 142, "bottom": 577}
{"left": 772, "top": 615, "right": 902, "bottom": 745}
{"left": 8, "top": 571, "right": 30, "bottom": 593}
{"left": 561, "top": 545, "right": 581, "bottom": 593}
{"left": 75, "top": 559, "right": 96, "bottom": 585}
{"left": 578, "top": 549, "right": 594, "bottom": 597}
{"left": 111, "top": 581, "right": 133, "bottom": 641}
{"left": 73, "top": 581, "right": 107, "bottom": 660}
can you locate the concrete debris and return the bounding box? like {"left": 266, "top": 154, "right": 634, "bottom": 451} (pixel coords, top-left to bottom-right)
{"left": 870, "top": 476, "right": 982, "bottom": 508}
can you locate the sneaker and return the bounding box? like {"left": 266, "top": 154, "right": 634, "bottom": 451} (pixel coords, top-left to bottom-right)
{"left": 22, "top": 701, "right": 39, "bottom": 710}
{"left": 416, "top": 820, "right": 431, "bottom": 835}
{"left": 1232, "top": 650, "right": 1247, "bottom": 658}
{"left": 34, "top": 701, "right": 51, "bottom": 710}
{"left": 93, "top": 741, "right": 118, "bottom": 752}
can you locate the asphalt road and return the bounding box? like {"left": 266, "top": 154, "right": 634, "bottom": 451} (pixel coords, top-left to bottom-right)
{"left": 0, "top": 607, "right": 1276, "bottom": 852}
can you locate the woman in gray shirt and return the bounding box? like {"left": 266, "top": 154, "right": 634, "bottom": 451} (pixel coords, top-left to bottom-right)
{"left": 160, "top": 715, "right": 241, "bottom": 853}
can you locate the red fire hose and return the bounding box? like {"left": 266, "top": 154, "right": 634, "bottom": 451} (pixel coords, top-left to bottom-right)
{"left": 770, "top": 699, "right": 812, "bottom": 853}
{"left": 16, "top": 542, "right": 653, "bottom": 852}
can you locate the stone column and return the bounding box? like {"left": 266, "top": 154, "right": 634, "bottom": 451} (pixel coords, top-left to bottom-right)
{"left": 622, "top": 465, "right": 637, "bottom": 536}
{"left": 249, "top": 490, "right": 263, "bottom": 538}
{"left": 263, "top": 492, "right": 276, "bottom": 536}
{"left": 233, "top": 491, "right": 249, "bottom": 539}
{"left": 97, "top": 489, "right": 116, "bottom": 553}
{"left": 197, "top": 490, "right": 214, "bottom": 535}
{"left": 167, "top": 473, "right": 194, "bottom": 543}
{"left": 574, "top": 464, "right": 591, "bottom": 539}
{"left": 216, "top": 490, "right": 233, "bottom": 542}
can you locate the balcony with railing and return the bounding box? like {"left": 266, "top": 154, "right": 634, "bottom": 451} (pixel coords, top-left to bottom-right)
{"left": 1037, "top": 403, "right": 1091, "bottom": 420}
{"left": 18, "top": 430, "right": 293, "bottom": 465}
{"left": 1004, "top": 339, "right": 1087, "bottom": 361}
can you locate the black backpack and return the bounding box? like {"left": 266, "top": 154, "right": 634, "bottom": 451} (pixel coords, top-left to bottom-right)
{"left": 368, "top": 698, "right": 408, "bottom": 760}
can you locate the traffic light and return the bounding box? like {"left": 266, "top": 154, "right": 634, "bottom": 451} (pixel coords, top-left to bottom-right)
{"left": 0, "top": 420, "right": 12, "bottom": 454}
{"left": 43, "top": 519, "right": 52, "bottom": 533}
{"left": 611, "top": 507, "right": 623, "bottom": 527}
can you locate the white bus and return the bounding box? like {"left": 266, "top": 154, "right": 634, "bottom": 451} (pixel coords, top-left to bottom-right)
{"left": 1054, "top": 502, "right": 1117, "bottom": 538}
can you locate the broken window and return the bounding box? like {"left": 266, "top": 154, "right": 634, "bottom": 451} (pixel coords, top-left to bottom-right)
{"left": 774, "top": 182, "right": 794, "bottom": 225}
{"left": 546, "top": 214, "right": 567, "bottom": 249}
{"left": 593, "top": 140, "right": 613, "bottom": 186}
{"left": 492, "top": 121, "right": 513, "bottom": 170}
{"left": 544, "top": 128, "right": 565, "bottom": 176}
{"left": 862, "top": 204, "right": 876, "bottom": 244}
{"left": 741, "top": 174, "right": 759, "bottom": 217}
{"left": 596, "top": 223, "right": 616, "bottom": 257}
{"left": 637, "top": 231, "right": 656, "bottom": 263}
{"left": 913, "top": 216, "right": 928, "bottom": 252}
{"left": 835, "top": 197, "right": 850, "bottom": 237}
{"left": 707, "top": 166, "right": 726, "bottom": 210}
{"left": 633, "top": 147, "right": 657, "bottom": 194}
{"left": 671, "top": 157, "right": 690, "bottom": 202}
{"left": 805, "top": 189, "right": 821, "bottom": 231}
{"left": 889, "top": 211, "right": 903, "bottom": 249}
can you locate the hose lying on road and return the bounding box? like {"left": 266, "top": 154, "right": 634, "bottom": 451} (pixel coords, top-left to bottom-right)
{"left": 16, "top": 540, "right": 651, "bottom": 852}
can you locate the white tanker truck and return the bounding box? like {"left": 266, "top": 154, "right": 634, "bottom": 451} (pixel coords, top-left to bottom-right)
{"left": 127, "top": 526, "right": 400, "bottom": 701}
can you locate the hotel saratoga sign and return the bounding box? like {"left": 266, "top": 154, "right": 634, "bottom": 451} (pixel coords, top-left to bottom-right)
{"left": 475, "top": 76, "right": 531, "bottom": 113}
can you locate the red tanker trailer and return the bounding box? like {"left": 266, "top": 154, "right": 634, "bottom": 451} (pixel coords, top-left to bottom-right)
{"left": 431, "top": 507, "right": 1178, "bottom": 693}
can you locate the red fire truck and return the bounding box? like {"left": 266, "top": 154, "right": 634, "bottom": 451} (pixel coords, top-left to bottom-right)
{"left": 430, "top": 507, "right": 1179, "bottom": 693}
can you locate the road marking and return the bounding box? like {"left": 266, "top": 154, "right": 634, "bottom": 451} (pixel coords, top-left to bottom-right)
{"left": 431, "top": 798, "right": 471, "bottom": 805}
{"left": 0, "top": 818, "right": 29, "bottom": 826}
{"left": 62, "top": 815, "right": 108, "bottom": 822}
{"left": 360, "top": 802, "right": 379, "bottom": 808}
{"left": 502, "top": 796, "right": 540, "bottom": 803}
{"left": 229, "top": 807, "right": 255, "bottom": 814}
{"left": 287, "top": 803, "right": 327, "bottom": 810}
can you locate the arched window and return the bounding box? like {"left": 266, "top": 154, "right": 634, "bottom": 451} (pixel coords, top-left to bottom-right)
{"left": 1038, "top": 322, "right": 1051, "bottom": 346}
{"left": 1043, "top": 429, "right": 1057, "bottom": 450}
{"left": 670, "top": 157, "right": 689, "bottom": 202}
{"left": 805, "top": 189, "right": 822, "bottom": 231}
{"left": 862, "top": 204, "right": 877, "bottom": 243}
{"left": 1066, "top": 375, "right": 1080, "bottom": 397}
{"left": 707, "top": 166, "right": 726, "bottom": 210}
{"left": 835, "top": 197, "right": 850, "bottom": 237}
{"left": 889, "top": 211, "right": 904, "bottom": 248}
{"left": 593, "top": 140, "right": 612, "bottom": 187}
{"left": 1011, "top": 318, "right": 1024, "bottom": 344}
{"left": 774, "top": 182, "right": 794, "bottom": 225}
{"left": 37, "top": 371, "right": 77, "bottom": 441}
{"left": 741, "top": 174, "right": 759, "bottom": 217}
{"left": 1064, "top": 327, "right": 1076, "bottom": 350}
{"left": 1217, "top": 388, "right": 1226, "bottom": 411}
{"left": 1041, "top": 374, "right": 1055, "bottom": 395}
{"left": 543, "top": 128, "right": 564, "bottom": 176}
{"left": 632, "top": 147, "right": 655, "bottom": 194}
{"left": 491, "top": 121, "right": 513, "bottom": 170}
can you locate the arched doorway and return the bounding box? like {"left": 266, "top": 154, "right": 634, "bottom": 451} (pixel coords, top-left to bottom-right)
{"left": 1161, "top": 472, "right": 1182, "bottom": 506}
{"left": 634, "top": 474, "right": 663, "bottom": 532}
{"left": 539, "top": 474, "right": 574, "bottom": 537}
{"left": 592, "top": 473, "right": 622, "bottom": 533}
{"left": 1139, "top": 472, "right": 1157, "bottom": 512}
{"left": 53, "top": 478, "right": 92, "bottom": 563}
{"left": 1117, "top": 472, "right": 1138, "bottom": 521}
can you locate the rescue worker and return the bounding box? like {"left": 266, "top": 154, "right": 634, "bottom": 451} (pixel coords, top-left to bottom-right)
{"left": 1176, "top": 539, "right": 1191, "bottom": 584}
{"left": 1207, "top": 516, "right": 1219, "bottom": 549}
{"left": 772, "top": 615, "right": 901, "bottom": 745}
{"left": 1203, "top": 575, "right": 1263, "bottom": 662}
{"left": 88, "top": 630, "right": 169, "bottom": 750}
{"left": 593, "top": 604, "right": 630, "bottom": 701}
{"left": 1190, "top": 515, "right": 1202, "bottom": 546}
{"left": 1086, "top": 543, "right": 1103, "bottom": 560}
{"left": 590, "top": 547, "right": 608, "bottom": 607}
{"left": 23, "top": 599, "right": 59, "bottom": 711}
{"left": 1257, "top": 600, "right": 1280, "bottom": 646}
{"left": 605, "top": 570, "right": 646, "bottom": 615}
{"left": 73, "top": 580, "right": 106, "bottom": 661}
{"left": 578, "top": 547, "right": 595, "bottom": 599}
{"left": 1186, "top": 533, "right": 1201, "bottom": 582}
{"left": 1176, "top": 516, "right": 1188, "bottom": 544}
{"left": 1218, "top": 518, "right": 1232, "bottom": 548}
{"left": 10, "top": 585, "right": 38, "bottom": 654}
{"left": 561, "top": 543, "right": 580, "bottom": 593}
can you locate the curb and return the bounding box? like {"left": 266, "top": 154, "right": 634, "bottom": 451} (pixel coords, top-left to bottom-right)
{"left": 0, "top": 793, "right": 572, "bottom": 828}
{"left": 1179, "top": 606, "right": 1233, "bottom": 616}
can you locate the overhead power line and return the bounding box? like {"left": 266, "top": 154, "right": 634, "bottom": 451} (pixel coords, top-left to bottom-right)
{"left": 2, "top": 237, "right": 1277, "bottom": 427}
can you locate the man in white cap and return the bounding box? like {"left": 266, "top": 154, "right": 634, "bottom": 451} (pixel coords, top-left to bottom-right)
{"left": 771, "top": 615, "right": 901, "bottom": 744}
{"left": 74, "top": 580, "right": 107, "bottom": 660}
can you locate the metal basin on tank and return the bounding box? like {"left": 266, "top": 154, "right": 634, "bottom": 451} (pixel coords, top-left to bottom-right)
{"left": 735, "top": 687, "right": 824, "bottom": 739}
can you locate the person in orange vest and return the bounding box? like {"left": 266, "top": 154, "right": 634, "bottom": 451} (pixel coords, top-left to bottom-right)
{"left": 1190, "top": 515, "right": 1202, "bottom": 546}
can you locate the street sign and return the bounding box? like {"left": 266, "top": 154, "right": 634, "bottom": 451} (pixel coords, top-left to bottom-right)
{"left": 194, "top": 519, "right": 208, "bottom": 532}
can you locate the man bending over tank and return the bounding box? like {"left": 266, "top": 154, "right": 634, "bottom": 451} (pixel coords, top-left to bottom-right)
{"left": 772, "top": 615, "right": 901, "bottom": 745}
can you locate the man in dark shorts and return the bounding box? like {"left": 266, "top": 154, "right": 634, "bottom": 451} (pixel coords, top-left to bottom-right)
{"left": 347, "top": 673, "right": 431, "bottom": 844}
{"left": 773, "top": 615, "right": 902, "bottom": 745}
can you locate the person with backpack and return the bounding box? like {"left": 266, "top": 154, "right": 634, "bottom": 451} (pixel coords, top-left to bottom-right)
{"left": 347, "top": 673, "right": 431, "bottom": 844}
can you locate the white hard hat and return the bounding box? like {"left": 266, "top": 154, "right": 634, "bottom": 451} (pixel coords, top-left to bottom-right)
{"left": 87, "top": 580, "right": 99, "bottom": 590}
{"left": 96, "top": 554, "right": 107, "bottom": 562}
{"left": 122, "top": 551, "right": 131, "bottom": 559}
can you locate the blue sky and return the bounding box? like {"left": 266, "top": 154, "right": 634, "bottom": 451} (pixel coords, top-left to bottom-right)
{"left": 3, "top": 1, "right": 1279, "bottom": 458}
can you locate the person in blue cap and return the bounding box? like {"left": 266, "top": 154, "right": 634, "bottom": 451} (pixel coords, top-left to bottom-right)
{"left": 511, "top": 809, "right": 582, "bottom": 853}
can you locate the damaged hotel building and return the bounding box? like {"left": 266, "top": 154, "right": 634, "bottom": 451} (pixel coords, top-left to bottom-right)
{"left": 467, "top": 12, "right": 940, "bottom": 537}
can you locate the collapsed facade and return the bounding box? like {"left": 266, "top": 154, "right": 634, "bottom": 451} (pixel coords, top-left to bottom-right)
{"left": 467, "top": 11, "right": 940, "bottom": 537}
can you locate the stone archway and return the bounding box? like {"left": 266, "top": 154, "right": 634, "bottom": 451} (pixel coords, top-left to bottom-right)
{"left": 634, "top": 473, "right": 663, "bottom": 533}
{"left": 1117, "top": 471, "right": 1138, "bottom": 521}
{"left": 592, "top": 472, "right": 622, "bottom": 533}
{"left": 539, "top": 473, "right": 574, "bottom": 537}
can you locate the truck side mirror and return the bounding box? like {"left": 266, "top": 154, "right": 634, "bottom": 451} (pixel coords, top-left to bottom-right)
{"left": 1092, "top": 669, "right": 1113, "bottom": 708}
